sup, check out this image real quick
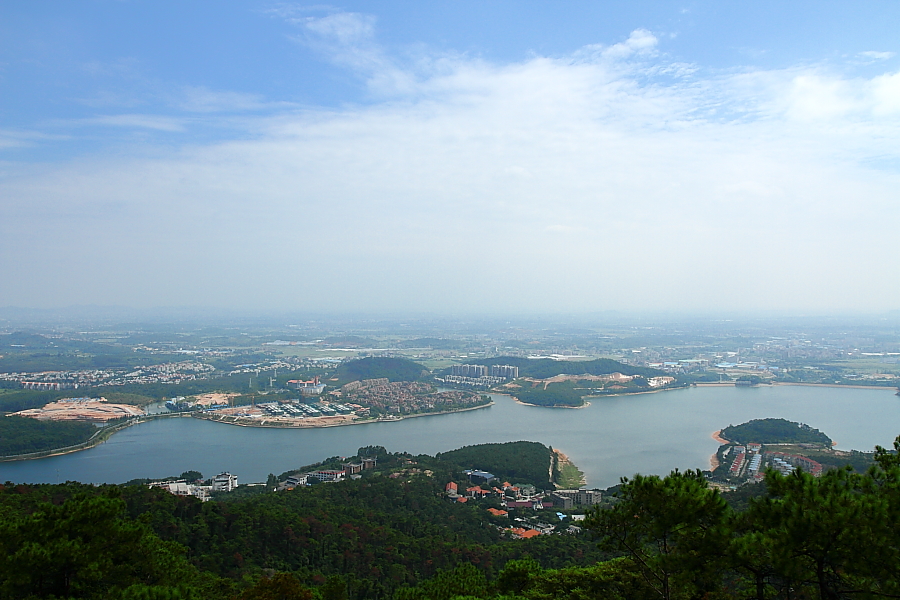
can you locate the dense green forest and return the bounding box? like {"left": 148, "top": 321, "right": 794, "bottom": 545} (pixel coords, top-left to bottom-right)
{"left": 2, "top": 437, "right": 900, "bottom": 599}
{"left": 507, "top": 382, "right": 587, "bottom": 408}
{"left": 721, "top": 418, "right": 833, "bottom": 445}
{"left": 0, "top": 415, "right": 97, "bottom": 456}
{"left": 0, "top": 444, "right": 608, "bottom": 600}
{"left": 436, "top": 441, "right": 554, "bottom": 488}
{"left": 333, "top": 357, "right": 431, "bottom": 383}
{"left": 4, "top": 437, "right": 900, "bottom": 599}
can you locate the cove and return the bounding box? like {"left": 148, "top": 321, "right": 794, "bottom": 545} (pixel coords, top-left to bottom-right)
{"left": 1, "top": 385, "right": 898, "bottom": 490}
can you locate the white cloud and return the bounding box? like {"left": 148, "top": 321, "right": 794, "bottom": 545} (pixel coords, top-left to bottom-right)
{"left": 2, "top": 26, "right": 900, "bottom": 313}
{"left": 858, "top": 51, "right": 896, "bottom": 61}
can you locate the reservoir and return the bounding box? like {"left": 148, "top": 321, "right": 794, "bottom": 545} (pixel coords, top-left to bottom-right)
{"left": 1, "top": 384, "right": 898, "bottom": 489}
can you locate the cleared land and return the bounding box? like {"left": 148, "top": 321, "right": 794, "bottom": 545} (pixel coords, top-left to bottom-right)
{"left": 12, "top": 398, "right": 145, "bottom": 422}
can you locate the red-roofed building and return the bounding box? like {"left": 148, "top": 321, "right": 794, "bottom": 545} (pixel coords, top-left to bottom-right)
{"left": 446, "top": 482, "right": 458, "bottom": 493}
{"left": 457, "top": 497, "right": 468, "bottom": 503}
{"left": 487, "top": 508, "right": 508, "bottom": 517}
{"left": 507, "top": 527, "right": 542, "bottom": 539}
{"left": 466, "top": 486, "right": 491, "bottom": 498}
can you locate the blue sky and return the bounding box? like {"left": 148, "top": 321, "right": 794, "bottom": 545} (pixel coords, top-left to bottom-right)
{"left": 2, "top": 2, "right": 899, "bottom": 314}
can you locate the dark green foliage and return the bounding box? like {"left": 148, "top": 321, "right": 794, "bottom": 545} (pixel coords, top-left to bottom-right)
{"left": 509, "top": 382, "right": 585, "bottom": 407}
{"left": 333, "top": 357, "right": 431, "bottom": 383}
{"left": 721, "top": 418, "right": 832, "bottom": 445}
{"left": 437, "top": 441, "right": 554, "bottom": 488}
{"left": 0, "top": 389, "right": 67, "bottom": 413}
{"left": 0, "top": 489, "right": 218, "bottom": 599}
{"left": 238, "top": 573, "right": 313, "bottom": 600}
{"left": 0, "top": 415, "right": 96, "bottom": 456}
{"left": 6, "top": 437, "right": 900, "bottom": 600}
{"left": 585, "top": 470, "right": 730, "bottom": 600}
{"left": 581, "top": 440, "right": 900, "bottom": 600}
{"left": 395, "top": 563, "right": 488, "bottom": 600}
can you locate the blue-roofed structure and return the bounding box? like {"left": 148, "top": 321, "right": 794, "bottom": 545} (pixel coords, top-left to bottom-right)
{"left": 464, "top": 469, "right": 495, "bottom": 482}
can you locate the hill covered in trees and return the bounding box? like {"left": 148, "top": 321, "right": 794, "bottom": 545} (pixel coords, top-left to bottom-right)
{"left": 437, "top": 441, "right": 555, "bottom": 489}
{"left": 333, "top": 357, "right": 431, "bottom": 383}
{"left": 0, "top": 415, "right": 97, "bottom": 457}
{"left": 721, "top": 418, "right": 833, "bottom": 445}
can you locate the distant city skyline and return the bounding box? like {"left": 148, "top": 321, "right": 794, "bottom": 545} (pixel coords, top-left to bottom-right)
{"left": 2, "top": 2, "right": 899, "bottom": 314}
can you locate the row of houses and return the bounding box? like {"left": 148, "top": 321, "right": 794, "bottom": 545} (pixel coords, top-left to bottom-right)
{"left": 445, "top": 478, "right": 602, "bottom": 510}
{"left": 150, "top": 472, "right": 238, "bottom": 502}
{"left": 725, "top": 442, "right": 823, "bottom": 480}
{"left": 282, "top": 458, "right": 378, "bottom": 489}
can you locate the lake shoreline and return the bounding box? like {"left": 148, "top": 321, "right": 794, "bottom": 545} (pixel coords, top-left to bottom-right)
{"left": 193, "top": 401, "right": 494, "bottom": 429}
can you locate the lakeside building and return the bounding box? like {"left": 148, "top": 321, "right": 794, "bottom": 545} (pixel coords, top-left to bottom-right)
{"left": 212, "top": 472, "right": 238, "bottom": 492}
{"left": 311, "top": 470, "right": 346, "bottom": 482}
{"left": 452, "top": 364, "right": 488, "bottom": 377}
{"left": 491, "top": 365, "right": 520, "bottom": 379}
{"left": 552, "top": 489, "right": 602, "bottom": 507}
{"left": 149, "top": 481, "right": 210, "bottom": 502}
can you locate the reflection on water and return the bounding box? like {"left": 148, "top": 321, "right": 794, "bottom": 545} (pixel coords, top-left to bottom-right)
{"left": 1, "top": 385, "right": 898, "bottom": 489}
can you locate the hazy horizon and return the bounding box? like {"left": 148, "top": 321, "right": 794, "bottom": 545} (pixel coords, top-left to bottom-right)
{"left": 3, "top": 2, "right": 899, "bottom": 314}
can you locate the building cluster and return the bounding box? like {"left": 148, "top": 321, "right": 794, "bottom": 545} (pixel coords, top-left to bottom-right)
{"left": 767, "top": 452, "right": 824, "bottom": 477}
{"left": 444, "top": 473, "right": 602, "bottom": 512}
{"left": 3, "top": 361, "right": 218, "bottom": 389}
{"left": 258, "top": 400, "right": 356, "bottom": 418}
{"left": 286, "top": 376, "right": 326, "bottom": 395}
{"left": 435, "top": 374, "right": 507, "bottom": 388}
{"left": 150, "top": 472, "right": 238, "bottom": 502}
{"left": 445, "top": 475, "right": 597, "bottom": 539}
{"left": 281, "top": 458, "right": 378, "bottom": 489}
{"left": 724, "top": 443, "right": 824, "bottom": 480}
{"left": 339, "top": 381, "right": 484, "bottom": 414}
{"left": 452, "top": 364, "right": 489, "bottom": 377}
{"left": 340, "top": 378, "right": 389, "bottom": 393}
{"left": 548, "top": 488, "right": 603, "bottom": 510}
{"left": 450, "top": 364, "right": 519, "bottom": 379}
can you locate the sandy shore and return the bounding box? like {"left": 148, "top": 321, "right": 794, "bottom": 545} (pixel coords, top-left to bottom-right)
{"left": 711, "top": 429, "right": 730, "bottom": 444}
{"left": 708, "top": 430, "right": 730, "bottom": 470}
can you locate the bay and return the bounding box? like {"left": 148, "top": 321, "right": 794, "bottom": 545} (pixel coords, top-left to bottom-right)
{"left": 1, "top": 385, "right": 898, "bottom": 489}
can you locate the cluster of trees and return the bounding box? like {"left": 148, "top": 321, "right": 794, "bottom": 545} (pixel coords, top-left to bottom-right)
{"left": 398, "top": 436, "right": 900, "bottom": 600}
{"left": 4, "top": 436, "right": 899, "bottom": 599}
{"left": 510, "top": 382, "right": 586, "bottom": 408}
{"left": 0, "top": 415, "right": 96, "bottom": 456}
{"left": 436, "top": 441, "right": 555, "bottom": 489}
{"left": 721, "top": 418, "right": 833, "bottom": 445}
{"left": 333, "top": 357, "right": 431, "bottom": 384}
{"left": 0, "top": 451, "right": 605, "bottom": 599}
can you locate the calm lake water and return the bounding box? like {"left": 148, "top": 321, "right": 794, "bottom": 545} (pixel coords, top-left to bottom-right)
{"left": 2, "top": 385, "right": 898, "bottom": 489}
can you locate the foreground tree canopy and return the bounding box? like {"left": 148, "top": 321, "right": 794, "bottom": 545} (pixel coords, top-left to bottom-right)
{"left": 1, "top": 437, "right": 899, "bottom": 600}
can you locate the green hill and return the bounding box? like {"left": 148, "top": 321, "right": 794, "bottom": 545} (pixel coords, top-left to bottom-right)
{"left": 333, "top": 356, "right": 431, "bottom": 383}
{"left": 437, "top": 441, "right": 555, "bottom": 488}
{"left": 720, "top": 418, "right": 833, "bottom": 445}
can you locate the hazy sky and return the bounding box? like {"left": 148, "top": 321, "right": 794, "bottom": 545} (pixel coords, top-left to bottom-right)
{"left": 2, "top": 2, "right": 899, "bottom": 314}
